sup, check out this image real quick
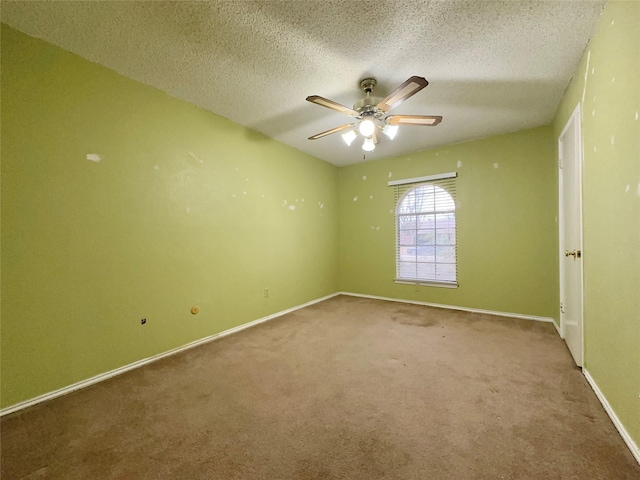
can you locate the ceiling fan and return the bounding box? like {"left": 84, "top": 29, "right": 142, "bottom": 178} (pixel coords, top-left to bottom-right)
{"left": 306, "top": 76, "right": 442, "bottom": 152}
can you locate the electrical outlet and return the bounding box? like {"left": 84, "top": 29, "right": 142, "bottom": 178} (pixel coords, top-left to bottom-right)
{"left": 264, "top": 288, "right": 269, "bottom": 298}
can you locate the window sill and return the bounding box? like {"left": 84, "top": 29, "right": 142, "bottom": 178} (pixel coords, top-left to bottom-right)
{"left": 394, "top": 279, "right": 459, "bottom": 289}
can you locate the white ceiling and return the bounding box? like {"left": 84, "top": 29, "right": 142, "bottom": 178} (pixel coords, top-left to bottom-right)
{"left": 1, "top": 1, "right": 605, "bottom": 166}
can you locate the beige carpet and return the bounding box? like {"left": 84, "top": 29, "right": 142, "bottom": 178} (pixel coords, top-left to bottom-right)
{"left": 2, "top": 295, "right": 639, "bottom": 479}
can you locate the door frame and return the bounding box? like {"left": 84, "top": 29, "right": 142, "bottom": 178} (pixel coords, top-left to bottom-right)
{"left": 558, "top": 102, "right": 585, "bottom": 366}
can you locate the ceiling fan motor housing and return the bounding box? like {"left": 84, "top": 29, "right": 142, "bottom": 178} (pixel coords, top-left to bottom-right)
{"left": 353, "top": 98, "right": 383, "bottom": 117}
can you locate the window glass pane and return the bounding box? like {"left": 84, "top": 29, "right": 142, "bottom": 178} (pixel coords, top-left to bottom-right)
{"left": 398, "top": 262, "right": 417, "bottom": 278}
{"left": 433, "top": 187, "right": 455, "bottom": 211}
{"left": 417, "top": 214, "right": 434, "bottom": 227}
{"left": 417, "top": 262, "right": 435, "bottom": 280}
{"left": 417, "top": 229, "right": 435, "bottom": 245}
{"left": 399, "top": 191, "right": 419, "bottom": 214}
{"left": 436, "top": 229, "right": 455, "bottom": 245}
{"left": 398, "top": 229, "right": 416, "bottom": 245}
{"left": 434, "top": 213, "right": 455, "bottom": 227}
{"left": 399, "top": 245, "right": 416, "bottom": 261}
{"left": 417, "top": 247, "right": 435, "bottom": 262}
{"left": 435, "top": 263, "right": 456, "bottom": 281}
{"left": 435, "top": 246, "right": 456, "bottom": 262}
{"left": 414, "top": 185, "right": 435, "bottom": 212}
{"left": 398, "top": 214, "right": 417, "bottom": 229}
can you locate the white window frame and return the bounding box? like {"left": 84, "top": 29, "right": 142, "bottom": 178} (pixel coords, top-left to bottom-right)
{"left": 389, "top": 172, "right": 458, "bottom": 288}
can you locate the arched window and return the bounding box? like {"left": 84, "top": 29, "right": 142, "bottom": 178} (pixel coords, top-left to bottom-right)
{"left": 394, "top": 175, "right": 457, "bottom": 286}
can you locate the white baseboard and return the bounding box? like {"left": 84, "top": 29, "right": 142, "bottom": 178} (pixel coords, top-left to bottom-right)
{"left": 551, "top": 318, "right": 562, "bottom": 336}
{"left": 583, "top": 369, "right": 640, "bottom": 466}
{"left": 340, "top": 291, "right": 556, "bottom": 324}
{"left": 0, "top": 292, "right": 341, "bottom": 417}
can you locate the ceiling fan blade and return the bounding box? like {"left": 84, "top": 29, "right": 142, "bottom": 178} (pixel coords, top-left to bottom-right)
{"left": 377, "top": 76, "right": 429, "bottom": 112}
{"left": 308, "top": 123, "right": 357, "bottom": 140}
{"left": 385, "top": 115, "right": 442, "bottom": 126}
{"left": 306, "top": 95, "right": 358, "bottom": 116}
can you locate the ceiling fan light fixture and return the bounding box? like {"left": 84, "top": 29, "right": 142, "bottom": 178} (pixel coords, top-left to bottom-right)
{"left": 362, "top": 137, "right": 376, "bottom": 152}
{"left": 358, "top": 118, "right": 376, "bottom": 137}
{"left": 341, "top": 129, "right": 358, "bottom": 146}
{"left": 382, "top": 124, "right": 399, "bottom": 140}
{"left": 305, "top": 76, "right": 441, "bottom": 152}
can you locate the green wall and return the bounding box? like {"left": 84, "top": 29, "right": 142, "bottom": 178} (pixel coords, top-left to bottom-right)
{"left": 338, "top": 127, "right": 558, "bottom": 319}
{"left": 553, "top": 1, "right": 640, "bottom": 447}
{"left": 0, "top": 25, "right": 339, "bottom": 408}
{"left": 2, "top": 3, "right": 637, "bottom": 454}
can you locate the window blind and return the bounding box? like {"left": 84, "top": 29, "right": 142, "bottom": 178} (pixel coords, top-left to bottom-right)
{"left": 390, "top": 172, "right": 458, "bottom": 287}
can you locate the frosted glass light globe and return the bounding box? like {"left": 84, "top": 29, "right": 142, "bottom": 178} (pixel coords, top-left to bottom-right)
{"left": 358, "top": 119, "right": 375, "bottom": 137}
{"left": 341, "top": 130, "right": 357, "bottom": 146}
{"left": 362, "top": 137, "right": 375, "bottom": 151}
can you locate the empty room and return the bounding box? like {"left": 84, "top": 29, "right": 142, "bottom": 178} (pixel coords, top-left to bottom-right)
{"left": 1, "top": 1, "right": 638, "bottom": 478}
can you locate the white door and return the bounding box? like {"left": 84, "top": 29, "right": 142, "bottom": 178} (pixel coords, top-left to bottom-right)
{"left": 558, "top": 104, "right": 584, "bottom": 367}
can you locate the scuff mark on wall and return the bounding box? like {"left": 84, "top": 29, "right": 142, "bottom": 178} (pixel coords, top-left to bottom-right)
{"left": 86, "top": 153, "right": 101, "bottom": 162}
{"left": 362, "top": 175, "right": 367, "bottom": 181}
{"left": 318, "top": 202, "right": 324, "bottom": 209}
{"left": 625, "top": 184, "right": 630, "bottom": 193}
{"left": 388, "top": 172, "right": 393, "bottom": 178}
{"left": 457, "top": 160, "right": 462, "bottom": 168}
{"left": 353, "top": 196, "right": 358, "bottom": 202}
{"left": 288, "top": 205, "right": 296, "bottom": 211}
{"left": 189, "top": 151, "right": 204, "bottom": 164}
{"left": 493, "top": 163, "right": 499, "bottom": 169}
{"left": 153, "top": 165, "right": 160, "bottom": 171}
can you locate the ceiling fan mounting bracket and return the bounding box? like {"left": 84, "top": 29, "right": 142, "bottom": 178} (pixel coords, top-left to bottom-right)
{"left": 359, "top": 78, "right": 377, "bottom": 94}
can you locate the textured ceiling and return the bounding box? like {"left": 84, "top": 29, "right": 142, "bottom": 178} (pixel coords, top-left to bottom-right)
{"left": 1, "top": 1, "right": 605, "bottom": 166}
